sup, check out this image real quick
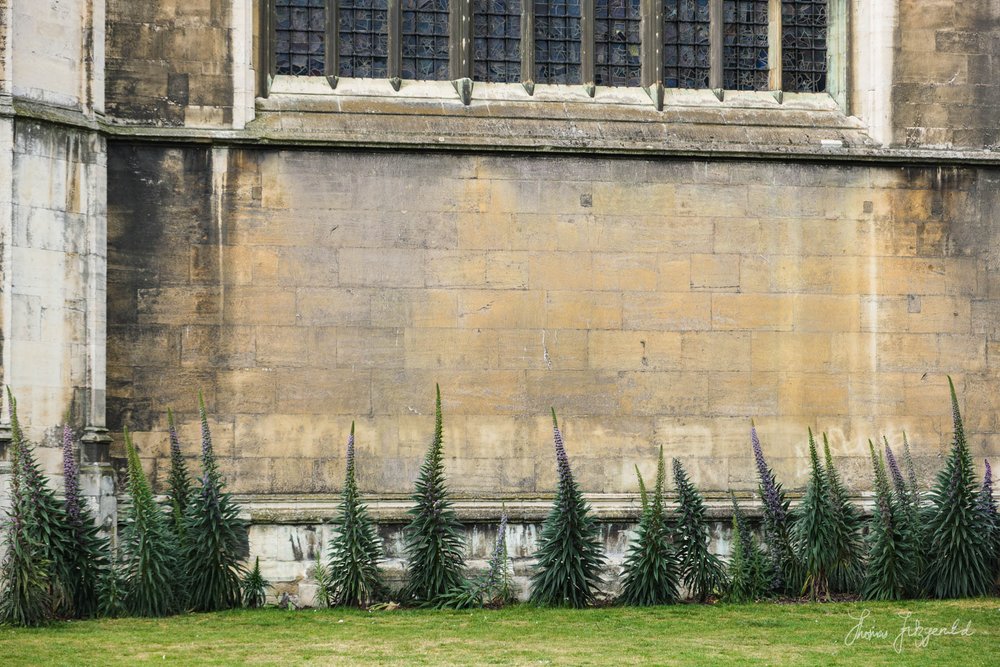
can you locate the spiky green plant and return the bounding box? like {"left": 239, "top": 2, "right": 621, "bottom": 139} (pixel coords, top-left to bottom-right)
{"left": 921, "top": 378, "right": 994, "bottom": 599}
{"left": 402, "top": 385, "right": 466, "bottom": 604}
{"left": 97, "top": 547, "right": 127, "bottom": 618}
{"left": 529, "top": 410, "right": 606, "bottom": 607}
{"left": 60, "top": 423, "right": 109, "bottom": 618}
{"left": 724, "top": 495, "right": 770, "bottom": 603}
{"left": 312, "top": 553, "right": 332, "bottom": 609}
{"left": 977, "top": 460, "right": 999, "bottom": 590}
{"left": 885, "top": 436, "right": 925, "bottom": 593}
{"left": 619, "top": 447, "right": 680, "bottom": 606}
{"left": 3, "top": 390, "right": 76, "bottom": 617}
{"left": 750, "top": 423, "right": 801, "bottom": 595}
{"left": 242, "top": 557, "right": 270, "bottom": 609}
{"left": 437, "top": 514, "right": 512, "bottom": 609}
{"left": 794, "top": 429, "right": 838, "bottom": 601}
{"left": 165, "top": 408, "right": 193, "bottom": 539}
{"left": 0, "top": 390, "right": 54, "bottom": 626}
{"left": 822, "top": 434, "right": 863, "bottom": 594}
{"left": 121, "top": 427, "right": 181, "bottom": 617}
{"left": 862, "top": 440, "right": 919, "bottom": 601}
{"left": 181, "top": 392, "right": 247, "bottom": 612}
{"left": 327, "top": 423, "right": 386, "bottom": 608}
{"left": 671, "top": 458, "right": 727, "bottom": 602}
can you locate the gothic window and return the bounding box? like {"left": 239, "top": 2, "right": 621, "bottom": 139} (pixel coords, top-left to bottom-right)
{"left": 265, "top": 0, "right": 833, "bottom": 95}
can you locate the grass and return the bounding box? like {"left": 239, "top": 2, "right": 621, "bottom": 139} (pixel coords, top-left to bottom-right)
{"left": 1, "top": 599, "right": 997, "bottom": 666}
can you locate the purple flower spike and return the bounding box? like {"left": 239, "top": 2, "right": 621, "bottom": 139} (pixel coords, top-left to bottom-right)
{"left": 884, "top": 442, "right": 908, "bottom": 499}
{"left": 486, "top": 513, "right": 509, "bottom": 589}
{"left": 62, "top": 424, "right": 81, "bottom": 526}
{"left": 977, "top": 459, "right": 995, "bottom": 515}
{"left": 752, "top": 424, "right": 785, "bottom": 524}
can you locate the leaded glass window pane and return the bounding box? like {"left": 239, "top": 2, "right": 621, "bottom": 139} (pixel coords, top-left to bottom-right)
{"left": 534, "top": 0, "right": 582, "bottom": 84}
{"left": 474, "top": 0, "right": 522, "bottom": 82}
{"left": 338, "top": 0, "right": 389, "bottom": 78}
{"left": 781, "top": 0, "right": 826, "bottom": 92}
{"left": 276, "top": 0, "right": 327, "bottom": 76}
{"left": 401, "top": 0, "right": 451, "bottom": 80}
{"left": 723, "top": 0, "right": 769, "bottom": 90}
{"left": 664, "top": 0, "right": 709, "bottom": 89}
{"left": 594, "top": 0, "right": 641, "bottom": 87}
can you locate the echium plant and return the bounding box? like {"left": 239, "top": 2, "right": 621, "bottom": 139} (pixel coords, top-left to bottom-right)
{"left": 121, "top": 427, "right": 181, "bottom": 617}
{"left": 242, "top": 557, "right": 270, "bottom": 609}
{"left": 165, "top": 408, "right": 193, "bottom": 539}
{"left": 402, "top": 385, "right": 466, "bottom": 604}
{"left": 794, "top": 429, "right": 838, "bottom": 601}
{"left": 61, "top": 423, "right": 109, "bottom": 618}
{"left": 921, "top": 378, "right": 994, "bottom": 598}
{"left": 671, "top": 458, "right": 727, "bottom": 602}
{"left": 724, "top": 494, "right": 770, "bottom": 603}
{"left": 885, "top": 437, "right": 925, "bottom": 590}
{"left": 529, "top": 410, "right": 606, "bottom": 607}
{"left": 182, "top": 392, "right": 247, "bottom": 612}
{"left": 619, "top": 447, "right": 680, "bottom": 606}
{"left": 438, "top": 514, "right": 513, "bottom": 609}
{"left": 822, "top": 434, "right": 864, "bottom": 594}
{"left": 327, "top": 423, "right": 386, "bottom": 608}
{"left": 862, "top": 440, "right": 919, "bottom": 601}
{"left": 750, "top": 424, "right": 800, "bottom": 595}
{"left": 976, "top": 460, "right": 999, "bottom": 589}
{"left": 4, "top": 390, "right": 76, "bottom": 617}
{"left": 0, "top": 390, "right": 53, "bottom": 626}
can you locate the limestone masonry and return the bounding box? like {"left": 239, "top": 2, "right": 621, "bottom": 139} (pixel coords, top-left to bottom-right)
{"left": 0, "top": 0, "right": 998, "bottom": 598}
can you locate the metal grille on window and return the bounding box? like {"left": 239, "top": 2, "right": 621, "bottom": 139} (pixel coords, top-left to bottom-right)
{"left": 663, "top": 0, "right": 709, "bottom": 89}
{"left": 473, "top": 0, "right": 522, "bottom": 83}
{"left": 594, "top": 0, "right": 641, "bottom": 87}
{"left": 781, "top": 0, "right": 826, "bottom": 92}
{"left": 275, "top": 0, "right": 326, "bottom": 76}
{"left": 338, "top": 0, "right": 389, "bottom": 78}
{"left": 723, "top": 0, "right": 769, "bottom": 90}
{"left": 401, "top": 0, "right": 451, "bottom": 80}
{"left": 534, "top": 0, "right": 582, "bottom": 84}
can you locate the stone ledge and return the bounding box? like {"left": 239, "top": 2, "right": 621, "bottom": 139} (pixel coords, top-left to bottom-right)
{"left": 5, "top": 93, "right": 1000, "bottom": 166}
{"left": 235, "top": 493, "right": 878, "bottom": 524}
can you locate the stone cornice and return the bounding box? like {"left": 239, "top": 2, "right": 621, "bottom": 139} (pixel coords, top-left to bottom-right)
{"left": 233, "top": 493, "right": 878, "bottom": 524}
{"left": 2, "top": 93, "right": 999, "bottom": 168}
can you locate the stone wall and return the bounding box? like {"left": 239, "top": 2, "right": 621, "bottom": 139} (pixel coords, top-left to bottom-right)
{"left": 893, "top": 0, "right": 1000, "bottom": 149}
{"left": 106, "top": 144, "right": 1000, "bottom": 504}
{"left": 105, "top": 0, "right": 236, "bottom": 127}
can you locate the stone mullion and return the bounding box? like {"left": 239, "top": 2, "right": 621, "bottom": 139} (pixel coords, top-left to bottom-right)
{"left": 521, "top": 0, "right": 535, "bottom": 93}
{"left": 768, "top": 0, "right": 782, "bottom": 92}
{"left": 388, "top": 0, "right": 403, "bottom": 88}
{"left": 581, "top": 0, "right": 595, "bottom": 96}
{"left": 325, "top": 0, "right": 339, "bottom": 87}
{"left": 709, "top": 0, "right": 723, "bottom": 90}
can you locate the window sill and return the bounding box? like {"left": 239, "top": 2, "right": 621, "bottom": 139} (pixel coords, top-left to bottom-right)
{"left": 252, "top": 76, "right": 876, "bottom": 157}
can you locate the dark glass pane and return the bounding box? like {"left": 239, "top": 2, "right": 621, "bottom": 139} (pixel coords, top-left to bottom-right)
{"left": 275, "top": 0, "right": 326, "bottom": 76}
{"left": 339, "top": 0, "right": 390, "bottom": 78}
{"left": 473, "top": 0, "right": 521, "bottom": 83}
{"left": 663, "top": 0, "right": 709, "bottom": 89}
{"left": 401, "top": 0, "right": 450, "bottom": 80}
{"left": 534, "top": 0, "right": 581, "bottom": 84}
{"left": 781, "top": 0, "right": 826, "bottom": 92}
{"left": 595, "top": 0, "right": 641, "bottom": 87}
{"left": 723, "top": 0, "right": 769, "bottom": 90}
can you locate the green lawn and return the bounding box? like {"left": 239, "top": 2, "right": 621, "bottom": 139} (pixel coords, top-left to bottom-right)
{"left": 1, "top": 599, "right": 998, "bottom": 666}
